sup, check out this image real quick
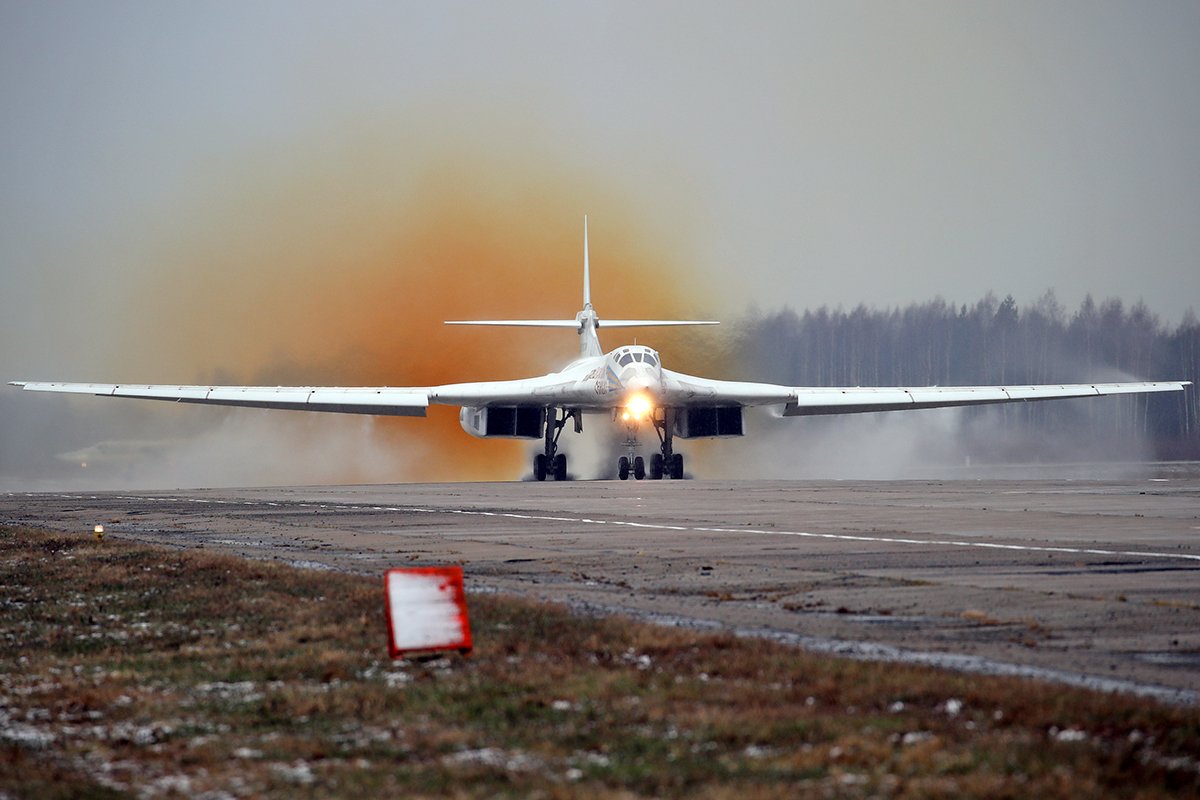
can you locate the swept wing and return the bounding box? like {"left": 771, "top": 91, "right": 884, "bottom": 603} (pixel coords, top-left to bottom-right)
{"left": 8, "top": 382, "right": 431, "bottom": 416}
{"left": 657, "top": 371, "right": 1190, "bottom": 414}
{"left": 10, "top": 377, "right": 1188, "bottom": 417}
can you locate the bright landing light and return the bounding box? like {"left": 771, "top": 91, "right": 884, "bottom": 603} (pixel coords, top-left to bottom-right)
{"left": 621, "top": 391, "right": 655, "bottom": 422}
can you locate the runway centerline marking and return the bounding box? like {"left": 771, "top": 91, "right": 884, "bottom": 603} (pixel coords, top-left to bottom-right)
{"left": 25, "top": 492, "right": 1199, "bottom": 565}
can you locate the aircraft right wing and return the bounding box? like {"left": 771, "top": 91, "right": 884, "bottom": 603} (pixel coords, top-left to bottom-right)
{"left": 7, "top": 382, "right": 432, "bottom": 416}
{"left": 8, "top": 370, "right": 608, "bottom": 414}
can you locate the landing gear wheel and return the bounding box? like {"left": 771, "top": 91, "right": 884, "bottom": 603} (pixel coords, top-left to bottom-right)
{"left": 618, "top": 456, "right": 630, "bottom": 481}
{"left": 649, "top": 453, "right": 663, "bottom": 480}
{"left": 553, "top": 453, "right": 567, "bottom": 481}
{"left": 633, "top": 456, "right": 646, "bottom": 480}
{"left": 533, "top": 454, "right": 548, "bottom": 482}
{"left": 670, "top": 453, "right": 684, "bottom": 480}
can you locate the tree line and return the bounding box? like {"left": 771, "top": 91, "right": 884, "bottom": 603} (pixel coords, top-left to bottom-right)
{"left": 731, "top": 292, "right": 1199, "bottom": 458}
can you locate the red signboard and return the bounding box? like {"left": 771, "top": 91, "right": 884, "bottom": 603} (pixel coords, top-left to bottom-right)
{"left": 384, "top": 567, "right": 472, "bottom": 657}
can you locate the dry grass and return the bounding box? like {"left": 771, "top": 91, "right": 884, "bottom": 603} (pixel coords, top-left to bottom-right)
{"left": 2, "top": 524, "right": 1199, "bottom": 798}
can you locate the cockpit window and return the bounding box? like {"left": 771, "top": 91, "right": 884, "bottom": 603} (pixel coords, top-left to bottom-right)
{"left": 616, "top": 348, "right": 660, "bottom": 367}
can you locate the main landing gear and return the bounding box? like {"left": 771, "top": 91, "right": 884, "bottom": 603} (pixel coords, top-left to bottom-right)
{"left": 617, "top": 407, "right": 685, "bottom": 481}
{"left": 533, "top": 408, "right": 578, "bottom": 481}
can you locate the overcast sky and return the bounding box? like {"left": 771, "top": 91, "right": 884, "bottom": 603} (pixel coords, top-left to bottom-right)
{"left": 2, "top": 1, "right": 1198, "bottom": 485}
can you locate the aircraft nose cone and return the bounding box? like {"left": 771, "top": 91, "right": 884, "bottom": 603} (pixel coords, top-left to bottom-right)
{"left": 625, "top": 367, "right": 664, "bottom": 396}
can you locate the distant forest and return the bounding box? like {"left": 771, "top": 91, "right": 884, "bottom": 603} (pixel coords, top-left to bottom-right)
{"left": 731, "top": 292, "right": 1199, "bottom": 459}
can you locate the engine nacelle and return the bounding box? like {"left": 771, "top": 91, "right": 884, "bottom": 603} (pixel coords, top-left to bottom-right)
{"left": 459, "top": 406, "right": 545, "bottom": 439}
{"left": 672, "top": 406, "right": 744, "bottom": 438}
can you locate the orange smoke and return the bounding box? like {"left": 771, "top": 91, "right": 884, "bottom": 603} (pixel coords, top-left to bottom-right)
{"left": 122, "top": 149, "right": 728, "bottom": 481}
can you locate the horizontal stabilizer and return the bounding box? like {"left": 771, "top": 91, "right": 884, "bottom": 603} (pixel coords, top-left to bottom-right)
{"left": 597, "top": 320, "right": 719, "bottom": 328}
{"left": 445, "top": 319, "right": 719, "bottom": 328}
{"left": 445, "top": 320, "right": 581, "bottom": 327}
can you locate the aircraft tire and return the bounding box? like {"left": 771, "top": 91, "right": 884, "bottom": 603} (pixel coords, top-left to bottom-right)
{"left": 649, "top": 453, "right": 664, "bottom": 480}
{"left": 533, "top": 454, "right": 548, "bottom": 482}
{"left": 618, "top": 456, "right": 630, "bottom": 480}
{"left": 553, "top": 453, "right": 568, "bottom": 481}
{"left": 633, "top": 456, "right": 646, "bottom": 480}
{"left": 671, "top": 453, "right": 684, "bottom": 479}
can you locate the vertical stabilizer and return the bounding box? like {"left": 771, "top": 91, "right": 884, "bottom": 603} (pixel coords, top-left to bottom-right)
{"left": 583, "top": 215, "right": 591, "bottom": 309}
{"left": 576, "top": 215, "right": 603, "bottom": 358}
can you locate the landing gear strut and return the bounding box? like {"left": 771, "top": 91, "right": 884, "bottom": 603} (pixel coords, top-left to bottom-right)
{"left": 651, "top": 407, "right": 684, "bottom": 480}
{"left": 533, "top": 408, "right": 576, "bottom": 481}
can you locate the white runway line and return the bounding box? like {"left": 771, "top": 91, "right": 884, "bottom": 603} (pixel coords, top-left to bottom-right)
{"left": 34, "top": 492, "right": 1199, "bottom": 565}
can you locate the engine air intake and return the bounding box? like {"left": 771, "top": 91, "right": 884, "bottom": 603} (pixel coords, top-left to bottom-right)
{"left": 674, "top": 406, "right": 743, "bottom": 438}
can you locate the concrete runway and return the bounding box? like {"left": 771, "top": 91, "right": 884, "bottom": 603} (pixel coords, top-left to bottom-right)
{"left": 5, "top": 469, "right": 1200, "bottom": 702}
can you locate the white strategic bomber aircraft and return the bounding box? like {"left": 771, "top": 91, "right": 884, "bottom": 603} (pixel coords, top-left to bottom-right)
{"left": 10, "top": 219, "right": 1190, "bottom": 481}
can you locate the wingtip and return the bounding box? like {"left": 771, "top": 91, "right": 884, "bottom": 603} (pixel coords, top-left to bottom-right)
{"left": 7, "top": 381, "right": 26, "bottom": 388}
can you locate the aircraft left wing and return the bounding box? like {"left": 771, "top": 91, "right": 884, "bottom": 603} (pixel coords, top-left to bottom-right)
{"left": 781, "top": 381, "right": 1190, "bottom": 415}
{"left": 7, "top": 382, "right": 431, "bottom": 416}
{"left": 659, "top": 372, "right": 1191, "bottom": 414}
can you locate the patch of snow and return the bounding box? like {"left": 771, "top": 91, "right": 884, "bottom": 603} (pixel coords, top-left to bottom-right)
{"left": 444, "top": 747, "right": 540, "bottom": 772}
{"left": 0, "top": 723, "right": 55, "bottom": 749}
{"left": 271, "top": 760, "right": 315, "bottom": 785}
{"left": 1052, "top": 727, "right": 1088, "bottom": 743}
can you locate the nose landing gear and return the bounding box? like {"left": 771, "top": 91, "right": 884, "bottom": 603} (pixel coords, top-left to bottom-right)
{"left": 616, "top": 407, "right": 686, "bottom": 480}
{"left": 617, "top": 455, "right": 646, "bottom": 481}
